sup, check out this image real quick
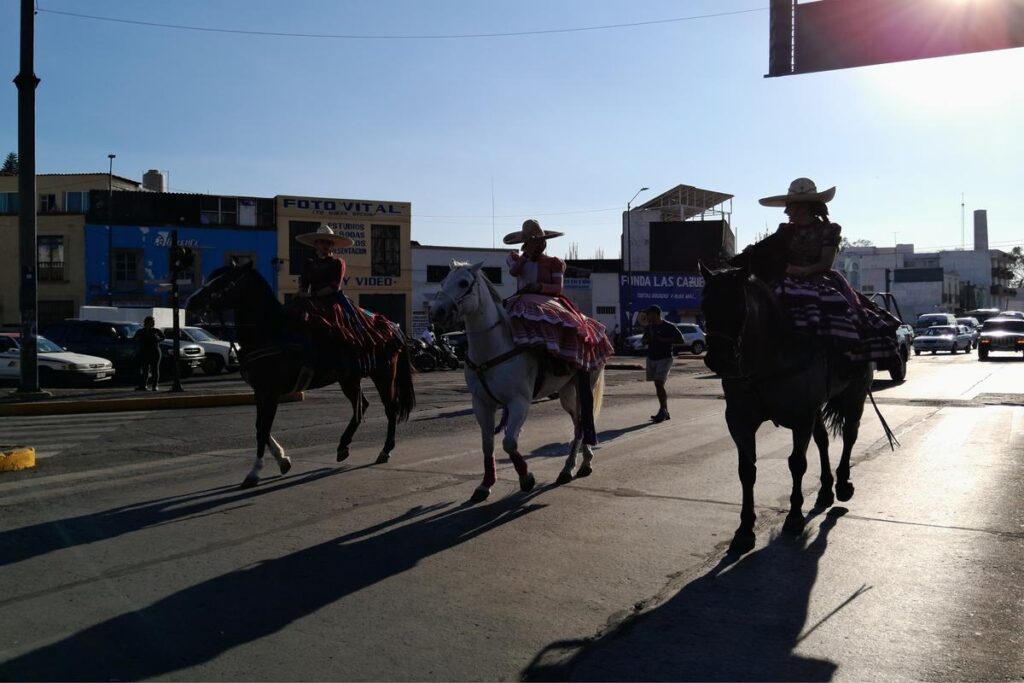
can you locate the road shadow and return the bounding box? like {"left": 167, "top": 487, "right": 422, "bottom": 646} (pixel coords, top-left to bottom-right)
{"left": 0, "top": 490, "right": 547, "bottom": 681}
{"left": 525, "top": 423, "right": 657, "bottom": 460}
{"left": 0, "top": 465, "right": 372, "bottom": 569}
{"left": 523, "top": 508, "right": 858, "bottom": 682}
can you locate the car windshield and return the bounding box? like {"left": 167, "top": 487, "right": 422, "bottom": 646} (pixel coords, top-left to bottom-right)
{"left": 982, "top": 319, "right": 1024, "bottom": 333}
{"left": 114, "top": 323, "right": 142, "bottom": 338}
{"left": 185, "top": 327, "right": 219, "bottom": 342}
{"left": 36, "top": 336, "right": 65, "bottom": 353}
{"left": 918, "top": 317, "right": 948, "bottom": 327}
{"left": 924, "top": 326, "right": 955, "bottom": 336}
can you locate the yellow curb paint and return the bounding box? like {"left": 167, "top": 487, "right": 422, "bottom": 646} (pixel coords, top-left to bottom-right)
{"left": 0, "top": 446, "right": 36, "bottom": 472}
{"left": 0, "top": 392, "right": 303, "bottom": 417}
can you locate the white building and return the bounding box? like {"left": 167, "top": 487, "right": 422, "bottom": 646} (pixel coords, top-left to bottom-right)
{"left": 410, "top": 243, "right": 517, "bottom": 334}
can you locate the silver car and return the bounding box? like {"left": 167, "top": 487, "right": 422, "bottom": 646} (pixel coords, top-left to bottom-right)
{"left": 912, "top": 325, "right": 973, "bottom": 355}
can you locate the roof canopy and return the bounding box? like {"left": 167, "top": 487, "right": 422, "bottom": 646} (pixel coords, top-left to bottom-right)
{"left": 636, "top": 184, "right": 733, "bottom": 221}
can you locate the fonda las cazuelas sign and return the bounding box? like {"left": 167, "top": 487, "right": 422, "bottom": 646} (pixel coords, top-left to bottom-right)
{"left": 619, "top": 272, "right": 705, "bottom": 324}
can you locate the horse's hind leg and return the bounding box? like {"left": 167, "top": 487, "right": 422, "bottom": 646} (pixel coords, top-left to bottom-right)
{"left": 784, "top": 418, "right": 814, "bottom": 535}
{"left": 243, "top": 394, "right": 278, "bottom": 489}
{"left": 836, "top": 375, "right": 870, "bottom": 502}
{"left": 502, "top": 398, "right": 536, "bottom": 493}
{"left": 371, "top": 368, "right": 397, "bottom": 464}
{"left": 471, "top": 394, "right": 497, "bottom": 502}
{"left": 813, "top": 414, "right": 834, "bottom": 509}
{"left": 555, "top": 381, "right": 581, "bottom": 485}
{"left": 269, "top": 435, "right": 292, "bottom": 475}
{"left": 337, "top": 376, "right": 368, "bottom": 462}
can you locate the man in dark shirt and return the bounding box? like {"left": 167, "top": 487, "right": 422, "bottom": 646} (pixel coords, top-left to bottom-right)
{"left": 133, "top": 316, "right": 164, "bottom": 391}
{"left": 643, "top": 305, "right": 684, "bottom": 423}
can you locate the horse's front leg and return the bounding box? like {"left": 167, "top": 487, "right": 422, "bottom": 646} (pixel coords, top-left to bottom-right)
{"left": 556, "top": 381, "right": 580, "bottom": 485}
{"left": 243, "top": 394, "right": 278, "bottom": 489}
{"left": 836, "top": 395, "right": 867, "bottom": 503}
{"left": 372, "top": 366, "right": 398, "bottom": 464}
{"left": 336, "top": 378, "right": 368, "bottom": 462}
{"left": 726, "top": 402, "right": 758, "bottom": 553}
{"left": 813, "top": 413, "right": 834, "bottom": 509}
{"left": 470, "top": 393, "right": 497, "bottom": 503}
{"left": 269, "top": 435, "right": 292, "bottom": 475}
{"left": 502, "top": 398, "right": 536, "bottom": 493}
{"left": 784, "top": 418, "right": 815, "bottom": 535}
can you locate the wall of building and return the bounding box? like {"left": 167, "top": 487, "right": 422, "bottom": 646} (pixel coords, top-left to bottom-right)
{"left": 591, "top": 273, "right": 621, "bottom": 333}
{"left": 411, "top": 245, "right": 516, "bottom": 334}
{"left": 276, "top": 196, "right": 412, "bottom": 330}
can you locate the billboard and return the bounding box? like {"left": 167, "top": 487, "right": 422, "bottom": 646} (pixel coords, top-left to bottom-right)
{"left": 619, "top": 272, "right": 705, "bottom": 329}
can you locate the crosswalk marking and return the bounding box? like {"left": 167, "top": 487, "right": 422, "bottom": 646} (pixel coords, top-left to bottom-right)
{"left": 1, "top": 412, "right": 155, "bottom": 460}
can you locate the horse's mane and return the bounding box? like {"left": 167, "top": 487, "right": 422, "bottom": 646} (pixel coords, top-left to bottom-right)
{"left": 451, "top": 261, "right": 511, "bottom": 327}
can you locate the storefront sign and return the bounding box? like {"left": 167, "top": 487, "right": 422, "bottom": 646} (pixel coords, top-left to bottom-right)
{"left": 564, "top": 277, "right": 590, "bottom": 289}
{"left": 333, "top": 222, "right": 368, "bottom": 256}
{"left": 619, "top": 272, "right": 705, "bottom": 327}
{"left": 281, "top": 196, "right": 406, "bottom": 217}
{"left": 153, "top": 232, "right": 199, "bottom": 248}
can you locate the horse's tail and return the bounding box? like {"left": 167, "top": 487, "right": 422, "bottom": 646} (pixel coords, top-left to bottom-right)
{"left": 820, "top": 395, "right": 846, "bottom": 439}
{"left": 394, "top": 342, "right": 416, "bottom": 423}
{"left": 592, "top": 367, "right": 606, "bottom": 418}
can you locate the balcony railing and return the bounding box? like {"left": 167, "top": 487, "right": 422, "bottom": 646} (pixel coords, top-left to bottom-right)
{"left": 37, "top": 261, "right": 64, "bottom": 282}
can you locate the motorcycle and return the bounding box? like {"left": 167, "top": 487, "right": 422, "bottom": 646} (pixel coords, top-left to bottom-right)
{"left": 428, "top": 338, "right": 461, "bottom": 370}
{"left": 409, "top": 339, "right": 437, "bottom": 372}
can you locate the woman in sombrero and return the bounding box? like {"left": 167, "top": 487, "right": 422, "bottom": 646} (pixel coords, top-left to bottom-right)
{"left": 504, "top": 219, "right": 614, "bottom": 370}
{"left": 740, "top": 178, "right": 900, "bottom": 369}
{"left": 292, "top": 225, "right": 397, "bottom": 364}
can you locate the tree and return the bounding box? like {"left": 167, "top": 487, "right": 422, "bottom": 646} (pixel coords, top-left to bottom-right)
{"left": 1, "top": 152, "right": 17, "bottom": 174}
{"left": 840, "top": 237, "right": 874, "bottom": 250}
{"left": 1009, "top": 246, "right": 1024, "bottom": 289}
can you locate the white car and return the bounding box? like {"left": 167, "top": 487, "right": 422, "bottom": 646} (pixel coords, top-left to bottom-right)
{"left": 163, "top": 326, "right": 239, "bottom": 375}
{"left": 912, "top": 325, "right": 973, "bottom": 355}
{"left": 0, "top": 333, "right": 115, "bottom": 384}
{"left": 624, "top": 323, "right": 707, "bottom": 355}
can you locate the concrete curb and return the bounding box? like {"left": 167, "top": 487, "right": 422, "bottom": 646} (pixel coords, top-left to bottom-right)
{"left": 0, "top": 446, "right": 36, "bottom": 472}
{"left": 0, "top": 392, "right": 304, "bottom": 417}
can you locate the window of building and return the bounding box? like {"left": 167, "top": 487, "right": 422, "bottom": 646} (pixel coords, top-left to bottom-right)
{"left": 64, "top": 191, "right": 90, "bottom": 213}
{"left": 426, "top": 265, "right": 449, "bottom": 283}
{"left": 596, "top": 305, "right": 617, "bottom": 315}
{"left": 0, "top": 192, "right": 19, "bottom": 214}
{"left": 482, "top": 267, "right": 502, "bottom": 284}
{"left": 37, "top": 235, "right": 65, "bottom": 282}
{"left": 289, "top": 221, "right": 318, "bottom": 276}
{"left": 39, "top": 194, "right": 57, "bottom": 213}
{"left": 200, "top": 196, "right": 238, "bottom": 226}
{"left": 112, "top": 249, "right": 143, "bottom": 291}
{"left": 371, "top": 225, "right": 401, "bottom": 277}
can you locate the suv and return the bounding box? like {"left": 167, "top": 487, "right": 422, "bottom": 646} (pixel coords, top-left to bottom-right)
{"left": 624, "top": 322, "right": 707, "bottom": 355}
{"left": 163, "top": 326, "right": 239, "bottom": 375}
{"left": 977, "top": 317, "right": 1024, "bottom": 360}
{"left": 43, "top": 319, "right": 205, "bottom": 379}
{"left": 914, "top": 312, "right": 958, "bottom": 335}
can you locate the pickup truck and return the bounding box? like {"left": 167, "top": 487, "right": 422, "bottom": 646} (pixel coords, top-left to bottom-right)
{"left": 868, "top": 293, "right": 912, "bottom": 382}
{"left": 163, "top": 326, "right": 239, "bottom": 375}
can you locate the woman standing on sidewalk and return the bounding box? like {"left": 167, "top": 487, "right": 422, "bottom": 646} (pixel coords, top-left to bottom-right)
{"left": 132, "top": 316, "right": 164, "bottom": 391}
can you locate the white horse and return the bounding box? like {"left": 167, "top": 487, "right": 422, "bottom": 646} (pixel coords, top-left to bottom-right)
{"left": 431, "top": 262, "right": 606, "bottom": 502}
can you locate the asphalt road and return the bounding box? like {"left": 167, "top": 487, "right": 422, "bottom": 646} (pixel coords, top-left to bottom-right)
{"left": 0, "top": 352, "right": 1021, "bottom": 681}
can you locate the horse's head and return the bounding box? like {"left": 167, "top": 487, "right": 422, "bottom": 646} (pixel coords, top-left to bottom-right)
{"left": 431, "top": 260, "right": 486, "bottom": 327}
{"left": 699, "top": 260, "right": 750, "bottom": 379}
{"left": 186, "top": 259, "right": 257, "bottom": 321}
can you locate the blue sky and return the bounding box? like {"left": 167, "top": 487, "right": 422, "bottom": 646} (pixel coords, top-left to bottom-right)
{"left": 2, "top": 0, "right": 1022, "bottom": 258}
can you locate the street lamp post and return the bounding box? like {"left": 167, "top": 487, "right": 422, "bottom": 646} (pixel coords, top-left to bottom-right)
{"left": 624, "top": 186, "right": 649, "bottom": 335}
{"left": 107, "top": 153, "right": 115, "bottom": 306}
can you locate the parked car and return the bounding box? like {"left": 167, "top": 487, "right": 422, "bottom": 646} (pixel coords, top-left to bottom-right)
{"left": 977, "top": 317, "right": 1024, "bottom": 360}
{"left": 955, "top": 317, "right": 981, "bottom": 348}
{"left": 625, "top": 323, "right": 706, "bottom": 355}
{"left": 914, "top": 313, "right": 957, "bottom": 335}
{"left": 43, "top": 319, "right": 205, "bottom": 378}
{"left": 0, "top": 333, "right": 115, "bottom": 385}
{"left": 912, "top": 325, "right": 973, "bottom": 355}
{"left": 997, "top": 310, "right": 1024, "bottom": 321}
{"left": 440, "top": 331, "right": 468, "bottom": 360}
{"left": 163, "top": 326, "right": 240, "bottom": 375}
{"left": 195, "top": 322, "right": 241, "bottom": 344}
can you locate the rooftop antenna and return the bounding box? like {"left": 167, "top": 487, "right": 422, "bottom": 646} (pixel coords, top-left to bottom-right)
{"left": 960, "top": 192, "right": 965, "bottom": 250}
{"left": 491, "top": 175, "right": 495, "bottom": 249}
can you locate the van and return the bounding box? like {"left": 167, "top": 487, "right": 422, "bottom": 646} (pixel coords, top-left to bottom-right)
{"left": 915, "top": 313, "right": 957, "bottom": 334}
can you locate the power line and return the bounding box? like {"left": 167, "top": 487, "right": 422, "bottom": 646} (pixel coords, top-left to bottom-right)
{"left": 415, "top": 207, "right": 619, "bottom": 219}
{"left": 36, "top": 6, "right": 766, "bottom": 41}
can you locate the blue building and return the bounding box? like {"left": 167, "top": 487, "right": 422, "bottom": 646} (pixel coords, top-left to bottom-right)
{"left": 85, "top": 191, "right": 277, "bottom": 307}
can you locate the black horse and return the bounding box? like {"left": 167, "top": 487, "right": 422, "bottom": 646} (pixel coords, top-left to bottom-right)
{"left": 699, "top": 261, "right": 890, "bottom": 554}
{"left": 187, "top": 261, "right": 415, "bottom": 488}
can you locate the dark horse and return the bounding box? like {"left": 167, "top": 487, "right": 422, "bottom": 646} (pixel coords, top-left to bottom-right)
{"left": 187, "top": 261, "right": 415, "bottom": 488}
{"left": 699, "top": 261, "right": 892, "bottom": 554}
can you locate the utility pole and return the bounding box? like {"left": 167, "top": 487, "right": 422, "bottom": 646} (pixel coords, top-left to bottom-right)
{"left": 107, "top": 153, "right": 115, "bottom": 305}
{"left": 14, "top": 0, "right": 47, "bottom": 397}
{"left": 169, "top": 229, "right": 184, "bottom": 393}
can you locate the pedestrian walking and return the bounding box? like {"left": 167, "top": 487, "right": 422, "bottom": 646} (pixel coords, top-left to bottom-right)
{"left": 133, "top": 316, "right": 164, "bottom": 391}
{"left": 643, "top": 305, "right": 683, "bottom": 423}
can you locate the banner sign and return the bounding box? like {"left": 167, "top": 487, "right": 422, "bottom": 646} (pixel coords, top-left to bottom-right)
{"left": 619, "top": 272, "right": 704, "bottom": 327}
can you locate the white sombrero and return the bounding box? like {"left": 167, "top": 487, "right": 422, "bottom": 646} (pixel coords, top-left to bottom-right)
{"left": 502, "top": 218, "right": 565, "bottom": 245}
{"left": 758, "top": 177, "right": 836, "bottom": 207}
{"left": 295, "top": 225, "right": 354, "bottom": 249}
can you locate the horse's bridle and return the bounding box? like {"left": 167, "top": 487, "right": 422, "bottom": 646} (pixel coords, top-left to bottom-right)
{"left": 436, "top": 269, "right": 480, "bottom": 316}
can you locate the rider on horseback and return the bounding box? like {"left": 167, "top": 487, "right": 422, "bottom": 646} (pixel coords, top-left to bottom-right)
{"left": 292, "top": 225, "right": 401, "bottom": 374}
{"left": 731, "top": 178, "right": 901, "bottom": 373}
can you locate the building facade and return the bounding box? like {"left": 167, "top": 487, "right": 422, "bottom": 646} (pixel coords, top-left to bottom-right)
{"left": 276, "top": 196, "right": 412, "bottom": 330}
{"left": 411, "top": 244, "right": 516, "bottom": 334}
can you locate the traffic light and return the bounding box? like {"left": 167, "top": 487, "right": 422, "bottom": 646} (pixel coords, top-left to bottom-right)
{"left": 170, "top": 246, "right": 194, "bottom": 273}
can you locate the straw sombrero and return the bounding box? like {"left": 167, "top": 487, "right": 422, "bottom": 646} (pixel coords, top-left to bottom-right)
{"left": 758, "top": 178, "right": 836, "bottom": 207}
{"left": 295, "top": 225, "right": 354, "bottom": 249}
{"left": 503, "top": 219, "right": 565, "bottom": 245}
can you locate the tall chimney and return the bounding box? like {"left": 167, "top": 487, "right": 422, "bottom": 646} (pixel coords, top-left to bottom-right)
{"left": 973, "top": 209, "right": 988, "bottom": 251}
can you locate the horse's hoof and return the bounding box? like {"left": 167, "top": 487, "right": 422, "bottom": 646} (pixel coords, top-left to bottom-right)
{"left": 555, "top": 470, "right": 573, "bottom": 486}
{"left": 729, "top": 529, "right": 756, "bottom": 554}
{"left": 783, "top": 512, "right": 806, "bottom": 535}
{"left": 375, "top": 452, "right": 391, "bottom": 465}
{"left": 336, "top": 447, "right": 350, "bottom": 463}
{"left": 519, "top": 472, "right": 536, "bottom": 493}
{"left": 836, "top": 481, "right": 855, "bottom": 502}
{"left": 470, "top": 486, "right": 490, "bottom": 503}
{"left": 575, "top": 464, "right": 593, "bottom": 479}
{"left": 814, "top": 489, "right": 834, "bottom": 509}
{"left": 239, "top": 476, "right": 259, "bottom": 490}
{"left": 278, "top": 457, "right": 292, "bottom": 476}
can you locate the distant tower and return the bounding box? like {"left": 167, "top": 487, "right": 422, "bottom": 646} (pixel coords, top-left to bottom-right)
{"left": 973, "top": 210, "right": 988, "bottom": 251}
{"left": 143, "top": 169, "right": 167, "bottom": 192}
